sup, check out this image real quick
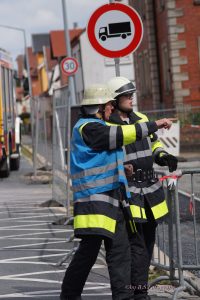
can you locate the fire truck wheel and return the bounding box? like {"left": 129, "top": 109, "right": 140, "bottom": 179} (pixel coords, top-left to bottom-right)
{"left": 10, "top": 157, "right": 20, "bottom": 171}
{"left": 10, "top": 145, "right": 20, "bottom": 171}
{"left": 0, "top": 155, "right": 10, "bottom": 178}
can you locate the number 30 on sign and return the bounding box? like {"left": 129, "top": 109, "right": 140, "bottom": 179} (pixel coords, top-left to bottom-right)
{"left": 61, "top": 57, "right": 79, "bottom": 76}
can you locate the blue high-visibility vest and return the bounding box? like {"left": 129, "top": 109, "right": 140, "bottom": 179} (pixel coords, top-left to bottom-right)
{"left": 71, "top": 118, "right": 130, "bottom": 201}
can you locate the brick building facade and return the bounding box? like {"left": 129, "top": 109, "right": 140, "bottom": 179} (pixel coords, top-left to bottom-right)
{"left": 129, "top": 0, "right": 200, "bottom": 111}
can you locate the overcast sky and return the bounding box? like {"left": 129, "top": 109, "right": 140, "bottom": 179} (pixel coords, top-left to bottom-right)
{"left": 0, "top": 0, "right": 108, "bottom": 62}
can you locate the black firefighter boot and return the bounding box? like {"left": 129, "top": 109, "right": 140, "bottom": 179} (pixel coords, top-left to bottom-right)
{"left": 60, "top": 295, "right": 82, "bottom": 300}
{"left": 134, "top": 295, "right": 151, "bottom": 300}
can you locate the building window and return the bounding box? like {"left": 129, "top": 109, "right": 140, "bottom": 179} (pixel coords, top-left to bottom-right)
{"left": 138, "top": 53, "right": 145, "bottom": 96}
{"left": 144, "top": 51, "right": 151, "bottom": 95}
{"left": 138, "top": 51, "right": 151, "bottom": 97}
{"left": 161, "top": 44, "right": 171, "bottom": 94}
{"left": 193, "top": 0, "right": 200, "bottom": 5}
{"left": 159, "top": 0, "right": 165, "bottom": 11}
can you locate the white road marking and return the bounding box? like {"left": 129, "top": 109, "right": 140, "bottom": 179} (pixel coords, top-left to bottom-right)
{"left": 0, "top": 277, "right": 61, "bottom": 284}
{"left": 0, "top": 206, "right": 56, "bottom": 208}
{"left": 0, "top": 207, "right": 62, "bottom": 214}
{"left": 0, "top": 261, "right": 106, "bottom": 268}
{"left": 0, "top": 288, "right": 111, "bottom": 299}
{"left": 0, "top": 293, "right": 36, "bottom": 298}
{"left": 2, "top": 212, "right": 63, "bottom": 215}
{"left": 1, "top": 248, "right": 68, "bottom": 252}
{"left": 0, "top": 268, "right": 107, "bottom": 280}
{"left": 0, "top": 222, "right": 57, "bottom": 230}
{"left": 0, "top": 228, "right": 68, "bottom": 231}
{"left": 3, "top": 237, "right": 65, "bottom": 240}
{"left": 0, "top": 289, "right": 61, "bottom": 298}
{"left": 0, "top": 222, "right": 67, "bottom": 231}
{"left": 1, "top": 241, "right": 68, "bottom": 249}
{"left": 0, "top": 227, "right": 67, "bottom": 231}
{"left": 0, "top": 213, "right": 65, "bottom": 222}
{"left": 14, "top": 220, "right": 55, "bottom": 223}
{"left": 83, "top": 293, "right": 112, "bottom": 296}
{"left": 0, "top": 252, "right": 71, "bottom": 262}
{"left": 0, "top": 261, "right": 60, "bottom": 266}
{"left": 0, "top": 294, "right": 111, "bottom": 298}
{"left": 0, "top": 229, "right": 70, "bottom": 239}
{"left": 83, "top": 286, "right": 110, "bottom": 290}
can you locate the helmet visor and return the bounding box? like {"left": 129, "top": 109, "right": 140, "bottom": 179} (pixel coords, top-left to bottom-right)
{"left": 115, "top": 82, "right": 136, "bottom": 97}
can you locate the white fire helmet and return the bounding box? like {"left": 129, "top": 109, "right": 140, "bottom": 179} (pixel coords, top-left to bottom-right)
{"left": 107, "top": 76, "right": 136, "bottom": 99}
{"left": 81, "top": 84, "right": 115, "bottom": 114}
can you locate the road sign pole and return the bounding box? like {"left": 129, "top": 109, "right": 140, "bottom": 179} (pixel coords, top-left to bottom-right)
{"left": 61, "top": 0, "right": 76, "bottom": 105}
{"left": 109, "top": 0, "right": 121, "bottom": 76}
{"left": 114, "top": 57, "right": 120, "bottom": 76}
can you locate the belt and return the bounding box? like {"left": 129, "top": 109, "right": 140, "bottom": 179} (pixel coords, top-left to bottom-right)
{"left": 131, "top": 168, "right": 156, "bottom": 182}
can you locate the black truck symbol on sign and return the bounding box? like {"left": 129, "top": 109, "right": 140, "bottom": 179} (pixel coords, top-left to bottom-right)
{"left": 99, "top": 21, "right": 132, "bottom": 41}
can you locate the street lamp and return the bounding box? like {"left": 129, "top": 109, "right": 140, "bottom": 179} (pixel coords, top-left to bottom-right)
{"left": 61, "top": 0, "right": 76, "bottom": 106}
{"left": 61, "top": 0, "right": 77, "bottom": 217}
{"left": 0, "top": 24, "right": 32, "bottom": 99}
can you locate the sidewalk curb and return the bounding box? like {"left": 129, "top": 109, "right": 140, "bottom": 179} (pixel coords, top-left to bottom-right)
{"left": 21, "top": 144, "right": 50, "bottom": 167}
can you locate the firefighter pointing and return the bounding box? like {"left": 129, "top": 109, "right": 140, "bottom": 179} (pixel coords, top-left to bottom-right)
{"left": 107, "top": 76, "right": 178, "bottom": 300}
{"left": 60, "top": 84, "right": 175, "bottom": 300}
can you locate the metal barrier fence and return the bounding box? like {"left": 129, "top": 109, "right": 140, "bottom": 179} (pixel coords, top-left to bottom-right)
{"left": 30, "top": 87, "right": 72, "bottom": 214}
{"left": 52, "top": 85, "right": 71, "bottom": 215}
{"left": 143, "top": 106, "right": 200, "bottom": 152}
{"left": 31, "top": 96, "right": 52, "bottom": 173}
{"left": 142, "top": 105, "right": 200, "bottom": 122}
{"left": 151, "top": 169, "right": 200, "bottom": 299}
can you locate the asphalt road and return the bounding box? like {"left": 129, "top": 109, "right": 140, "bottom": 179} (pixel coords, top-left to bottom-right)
{"left": 0, "top": 156, "right": 111, "bottom": 300}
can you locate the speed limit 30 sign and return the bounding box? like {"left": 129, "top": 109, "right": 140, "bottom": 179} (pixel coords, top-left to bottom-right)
{"left": 61, "top": 57, "right": 79, "bottom": 76}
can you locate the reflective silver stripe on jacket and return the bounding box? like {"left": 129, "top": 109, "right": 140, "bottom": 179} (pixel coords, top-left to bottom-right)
{"left": 121, "top": 199, "right": 130, "bottom": 208}
{"left": 72, "top": 173, "right": 124, "bottom": 192}
{"left": 129, "top": 186, "right": 141, "bottom": 194}
{"left": 147, "top": 137, "right": 152, "bottom": 151}
{"left": 71, "top": 160, "right": 123, "bottom": 180}
{"left": 129, "top": 181, "right": 162, "bottom": 195}
{"left": 124, "top": 149, "right": 152, "bottom": 162}
{"left": 74, "top": 194, "right": 119, "bottom": 207}
{"left": 144, "top": 137, "right": 153, "bottom": 158}
{"left": 122, "top": 146, "right": 128, "bottom": 162}
{"left": 140, "top": 122, "right": 148, "bottom": 138}
{"left": 109, "top": 126, "right": 117, "bottom": 149}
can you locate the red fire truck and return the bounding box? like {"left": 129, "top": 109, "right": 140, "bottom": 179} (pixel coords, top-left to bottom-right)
{"left": 0, "top": 48, "right": 21, "bottom": 177}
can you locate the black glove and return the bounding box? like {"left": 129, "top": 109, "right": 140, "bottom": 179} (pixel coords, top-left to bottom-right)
{"left": 159, "top": 154, "right": 178, "bottom": 172}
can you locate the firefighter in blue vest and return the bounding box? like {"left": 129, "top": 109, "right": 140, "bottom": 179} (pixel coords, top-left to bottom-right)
{"left": 107, "top": 77, "right": 178, "bottom": 300}
{"left": 60, "top": 84, "right": 174, "bottom": 300}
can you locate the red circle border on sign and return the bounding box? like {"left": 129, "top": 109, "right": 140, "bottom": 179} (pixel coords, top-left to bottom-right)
{"left": 87, "top": 3, "right": 143, "bottom": 58}
{"left": 61, "top": 57, "right": 79, "bottom": 76}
